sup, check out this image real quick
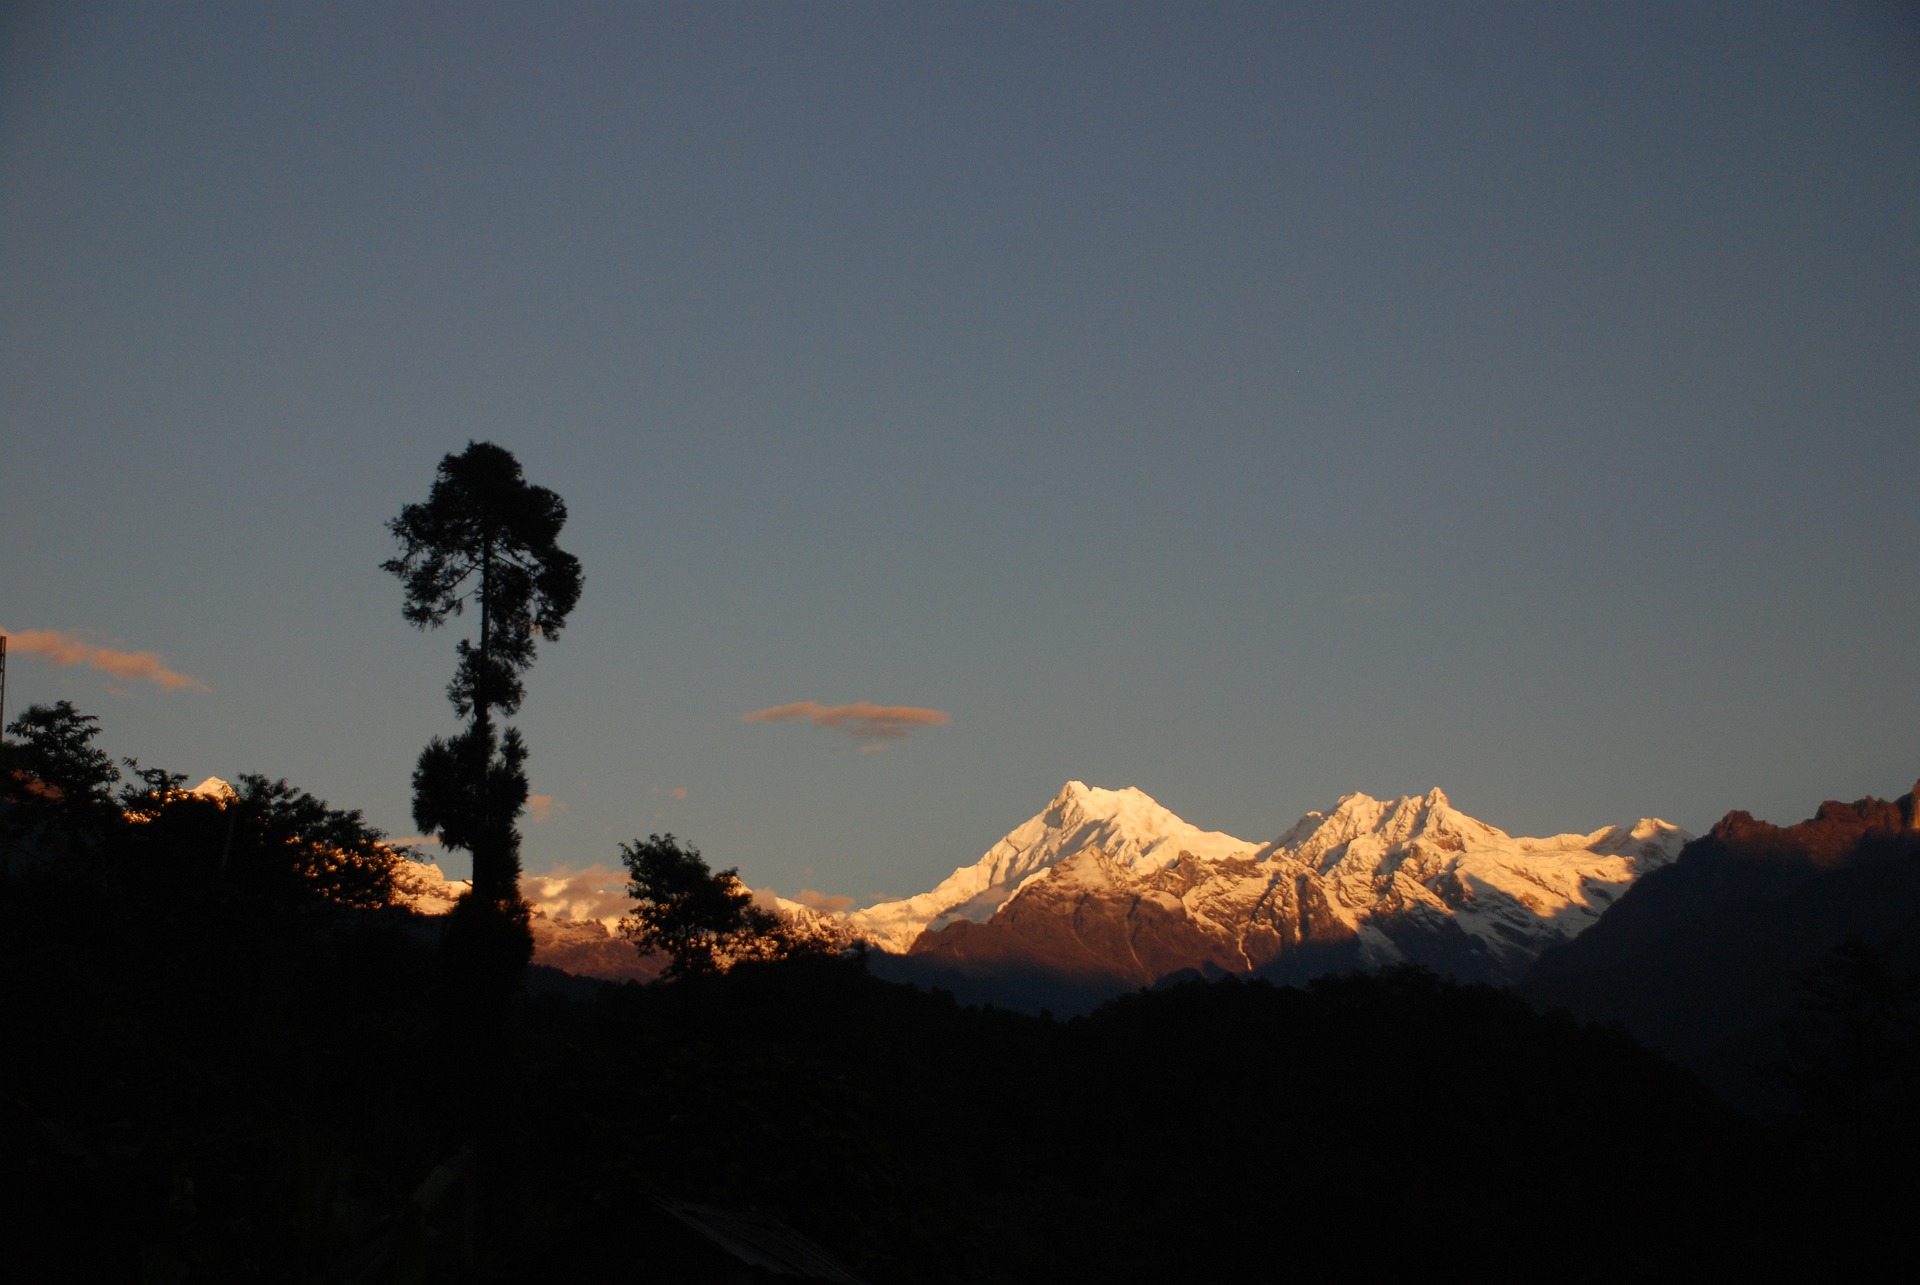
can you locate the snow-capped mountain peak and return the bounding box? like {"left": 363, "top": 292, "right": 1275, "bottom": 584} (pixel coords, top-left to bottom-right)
{"left": 1261, "top": 787, "right": 1504, "bottom": 872}
{"left": 846, "top": 781, "right": 1253, "bottom": 952}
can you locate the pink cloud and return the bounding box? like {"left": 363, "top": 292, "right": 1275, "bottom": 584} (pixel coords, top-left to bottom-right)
{"left": 741, "top": 700, "right": 950, "bottom": 743}
{"left": 3, "top": 627, "right": 208, "bottom": 692}
{"left": 527, "top": 793, "right": 565, "bottom": 822}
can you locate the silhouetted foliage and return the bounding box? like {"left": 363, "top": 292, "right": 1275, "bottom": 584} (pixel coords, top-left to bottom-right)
{"left": 618, "top": 833, "right": 822, "bottom": 980}
{"left": 384, "top": 441, "right": 583, "bottom": 725}
{"left": 441, "top": 887, "right": 536, "bottom": 994}
{"left": 1, "top": 700, "right": 122, "bottom": 852}
{"left": 117, "top": 758, "right": 188, "bottom": 809}
{"left": 1741, "top": 934, "right": 1920, "bottom": 1273}
{"left": 110, "top": 763, "right": 405, "bottom": 911}
{"left": 411, "top": 722, "right": 530, "bottom": 861}
{"left": 226, "top": 773, "right": 402, "bottom": 910}
{"left": 1766, "top": 936, "right": 1920, "bottom": 1149}
{"left": 1779, "top": 936, "right": 1920, "bottom": 1088}
{"left": 385, "top": 441, "right": 582, "bottom": 965}
{"left": 0, "top": 703, "right": 405, "bottom": 910}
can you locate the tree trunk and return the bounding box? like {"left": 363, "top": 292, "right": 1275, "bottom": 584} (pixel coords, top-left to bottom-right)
{"left": 474, "top": 531, "right": 501, "bottom": 904}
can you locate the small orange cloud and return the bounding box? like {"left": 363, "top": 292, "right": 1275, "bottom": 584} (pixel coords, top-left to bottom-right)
{"left": 672, "top": 786, "right": 688, "bottom": 800}
{"left": 742, "top": 700, "right": 950, "bottom": 743}
{"left": 3, "top": 627, "right": 208, "bottom": 692}
{"left": 527, "top": 794, "right": 566, "bottom": 822}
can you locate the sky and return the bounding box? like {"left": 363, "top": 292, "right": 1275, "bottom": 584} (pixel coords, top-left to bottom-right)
{"left": 3, "top": 2, "right": 1916, "bottom": 908}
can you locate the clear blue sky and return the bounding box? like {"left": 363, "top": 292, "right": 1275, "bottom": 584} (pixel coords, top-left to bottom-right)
{"left": 4, "top": 2, "right": 1916, "bottom": 903}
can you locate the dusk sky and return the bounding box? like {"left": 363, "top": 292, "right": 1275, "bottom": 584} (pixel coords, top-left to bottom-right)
{"left": 3, "top": 2, "right": 1916, "bottom": 907}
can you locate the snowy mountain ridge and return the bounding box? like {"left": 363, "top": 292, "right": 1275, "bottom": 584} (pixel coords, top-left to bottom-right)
{"left": 1255, "top": 786, "right": 1686, "bottom": 939}
{"left": 854, "top": 782, "right": 1689, "bottom": 988}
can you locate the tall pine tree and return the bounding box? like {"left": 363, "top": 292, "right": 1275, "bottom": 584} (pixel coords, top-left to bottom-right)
{"left": 385, "top": 442, "right": 582, "bottom": 970}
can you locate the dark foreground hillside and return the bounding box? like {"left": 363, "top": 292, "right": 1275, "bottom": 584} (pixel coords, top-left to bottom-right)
{"left": 1, "top": 851, "right": 1894, "bottom": 1283}
{"left": 1524, "top": 784, "right": 1920, "bottom": 1101}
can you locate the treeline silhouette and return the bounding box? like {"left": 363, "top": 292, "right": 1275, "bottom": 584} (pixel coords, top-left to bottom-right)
{"left": 6, "top": 703, "right": 1915, "bottom": 1279}
{"left": 2, "top": 833, "right": 1903, "bottom": 1279}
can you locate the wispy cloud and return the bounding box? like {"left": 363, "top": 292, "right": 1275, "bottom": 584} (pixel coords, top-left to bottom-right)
{"left": 4, "top": 627, "right": 210, "bottom": 692}
{"left": 527, "top": 794, "right": 565, "bottom": 823}
{"left": 742, "top": 700, "right": 950, "bottom": 743}
{"left": 522, "top": 864, "right": 630, "bottom": 926}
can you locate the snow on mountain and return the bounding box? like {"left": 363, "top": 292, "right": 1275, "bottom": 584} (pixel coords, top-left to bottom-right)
{"left": 391, "top": 858, "right": 469, "bottom": 916}
{"left": 871, "top": 782, "right": 1689, "bottom": 990}
{"left": 846, "top": 781, "right": 1254, "bottom": 952}
{"left": 1251, "top": 788, "right": 1689, "bottom": 970}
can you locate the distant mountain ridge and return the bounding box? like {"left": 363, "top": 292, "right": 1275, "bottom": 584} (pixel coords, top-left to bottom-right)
{"left": 858, "top": 781, "right": 1686, "bottom": 1008}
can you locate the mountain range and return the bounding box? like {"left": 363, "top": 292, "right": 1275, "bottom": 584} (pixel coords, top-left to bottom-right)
{"left": 852, "top": 780, "right": 1687, "bottom": 1009}
{"left": 396, "top": 780, "right": 1686, "bottom": 1005}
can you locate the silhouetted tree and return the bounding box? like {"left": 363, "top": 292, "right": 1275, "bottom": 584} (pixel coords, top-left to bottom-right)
{"left": 228, "top": 774, "right": 403, "bottom": 909}
{"left": 385, "top": 442, "right": 582, "bottom": 966}
{"left": 117, "top": 759, "right": 188, "bottom": 811}
{"left": 618, "top": 833, "right": 823, "bottom": 980}
{"left": 1, "top": 700, "right": 122, "bottom": 853}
